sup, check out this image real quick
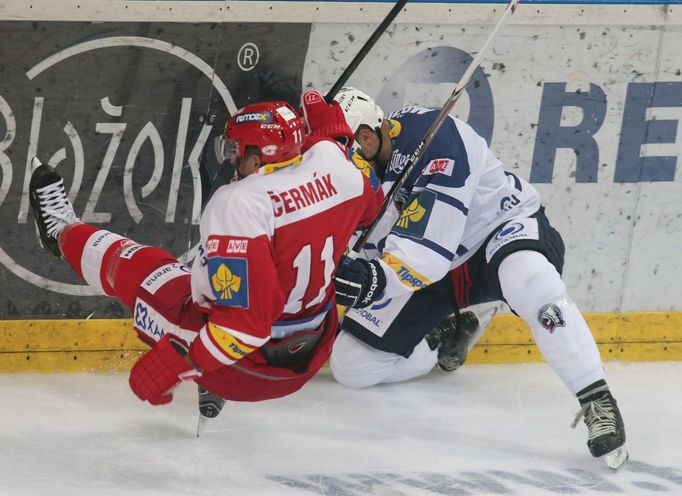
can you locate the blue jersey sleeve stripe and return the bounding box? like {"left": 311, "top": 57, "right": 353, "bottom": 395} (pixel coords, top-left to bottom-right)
{"left": 504, "top": 171, "right": 523, "bottom": 191}
{"left": 433, "top": 190, "right": 469, "bottom": 216}
{"left": 390, "top": 231, "right": 456, "bottom": 261}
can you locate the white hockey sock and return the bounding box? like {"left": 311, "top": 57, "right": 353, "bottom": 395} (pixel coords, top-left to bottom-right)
{"left": 498, "top": 250, "right": 605, "bottom": 394}
{"left": 80, "top": 230, "right": 125, "bottom": 294}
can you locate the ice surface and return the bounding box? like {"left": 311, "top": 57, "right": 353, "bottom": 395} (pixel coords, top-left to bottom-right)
{"left": 1, "top": 362, "right": 680, "bottom": 495}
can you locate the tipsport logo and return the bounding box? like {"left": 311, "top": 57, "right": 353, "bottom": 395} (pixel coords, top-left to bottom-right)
{"left": 0, "top": 36, "right": 240, "bottom": 296}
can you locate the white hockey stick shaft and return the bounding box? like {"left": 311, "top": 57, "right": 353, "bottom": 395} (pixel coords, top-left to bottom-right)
{"left": 350, "top": 0, "right": 521, "bottom": 258}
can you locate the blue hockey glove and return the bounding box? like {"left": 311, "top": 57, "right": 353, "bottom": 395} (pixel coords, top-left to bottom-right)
{"left": 333, "top": 257, "right": 386, "bottom": 309}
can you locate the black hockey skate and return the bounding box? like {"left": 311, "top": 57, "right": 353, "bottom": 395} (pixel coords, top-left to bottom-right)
{"left": 425, "top": 310, "right": 479, "bottom": 372}
{"left": 196, "top": 386, "right": 227, "bottom": 437}
{"left": 571, "top": 381, "right": 628, "bottom": 469}
{"left": 29, "top": 158, "right": 79, "bottom": 258}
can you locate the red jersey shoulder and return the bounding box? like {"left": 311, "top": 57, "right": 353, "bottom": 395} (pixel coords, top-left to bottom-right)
{"left": 302, "top": 135, "right": 348, "bottom": 155}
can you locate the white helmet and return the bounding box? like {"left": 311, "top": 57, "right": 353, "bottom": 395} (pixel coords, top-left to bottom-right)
{"left": 333, "top": 87, "right": 384, "bottom": 135}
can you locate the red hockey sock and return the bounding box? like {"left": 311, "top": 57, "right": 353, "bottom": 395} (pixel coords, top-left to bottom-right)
{"left": 59, "top": 223, "right": 178, "bottom": 308}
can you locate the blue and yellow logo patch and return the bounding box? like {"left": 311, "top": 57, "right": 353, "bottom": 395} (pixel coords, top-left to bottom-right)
{"left": 207, "top": 257, "right": 249, "bottom": 308}
{"left": 350, "top": 151, "right": 381, "bottom": 191}
{"left": 393, "top": 190, "right": 436, "bottom": 239}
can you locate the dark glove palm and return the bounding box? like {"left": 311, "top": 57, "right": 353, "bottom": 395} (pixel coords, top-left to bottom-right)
{"left": 333, "top": 258, "right": 386, "bottom": 309}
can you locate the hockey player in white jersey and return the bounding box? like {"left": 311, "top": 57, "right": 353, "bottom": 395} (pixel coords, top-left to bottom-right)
{"left": 329, "top": 87, "right": 627, "bottom": 468}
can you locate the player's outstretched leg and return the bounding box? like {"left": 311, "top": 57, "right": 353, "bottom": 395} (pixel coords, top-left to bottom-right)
{"left": 196, "top": 386, "right": 227, "bottom": 437}
{"left": 572, "top": 380, "right": 628, "bottom": 469}
{"left": 29, "top": 158, "right": 80, "bottom": 258}
{"left": 425, "top": 310, "right": 479, "bottom": 372}
{"left": 498, "top": 250, "right": 628, "bottom": 468}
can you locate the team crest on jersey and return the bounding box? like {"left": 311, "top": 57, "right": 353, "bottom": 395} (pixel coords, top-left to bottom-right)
{"left": 393, "top": 190, "right": 436, "bottom": 239}
{"left": 537, "top": 303, "right": 566, "bottom": 333}
{"left": 207, "top": 257, "right": 249, "bottom": 308}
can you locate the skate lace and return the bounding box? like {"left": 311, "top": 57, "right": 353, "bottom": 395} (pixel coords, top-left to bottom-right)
{"left": 36, "top": 179, "right": 78, "bottom": 238}
{"left": 570, "top": 396, "right": 616, "bottom": 440}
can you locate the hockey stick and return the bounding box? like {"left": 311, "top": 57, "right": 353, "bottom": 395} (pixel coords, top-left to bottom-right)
{"left": 350, "top": 0, "right": 521, "bottom": 256}
{"left": 195, "top": 1, "right": 408, "bottom": 436}
{"left": 324, "top": 0, "right": 409, "bottom": 103}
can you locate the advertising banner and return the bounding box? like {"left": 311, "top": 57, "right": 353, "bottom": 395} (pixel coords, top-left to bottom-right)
{"left": 302, "top": 19, "right": 682, "bottom": 313}
{"left": 0, "top": 2, "right": 680, "bottom": 369}
{"left": 0, "top": 21, "right": 310, "bottom": 318}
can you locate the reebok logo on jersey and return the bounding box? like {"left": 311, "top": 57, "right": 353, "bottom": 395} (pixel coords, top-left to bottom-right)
{"left": 207, "top": 257, "right": 249, "bottom": 308}
{"left": 422, "top": 158, "right": 454, "bottom": 177}
{"left": 268, "top": 172, "right": 338, "bottom": 217}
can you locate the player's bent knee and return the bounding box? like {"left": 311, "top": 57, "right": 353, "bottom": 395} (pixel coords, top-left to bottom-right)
{"left": 498, "top": 250, "right": 567, "bottom": 320}
{"left": 330, "top": 331, "right": 386, "bottom": 389}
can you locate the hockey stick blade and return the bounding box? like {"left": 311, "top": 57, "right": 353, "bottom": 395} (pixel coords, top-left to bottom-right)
{"left": 350, "top": 0, "right": 521, "bottom": 256}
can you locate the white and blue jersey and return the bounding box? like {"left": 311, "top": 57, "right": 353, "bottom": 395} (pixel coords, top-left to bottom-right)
{"left": 371, "top": 106, "right": 541, "bottom": 300}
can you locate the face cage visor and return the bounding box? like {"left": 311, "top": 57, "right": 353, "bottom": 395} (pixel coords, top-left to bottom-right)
{"left": 214, "top": 135, "right": 241, "bottom": 165}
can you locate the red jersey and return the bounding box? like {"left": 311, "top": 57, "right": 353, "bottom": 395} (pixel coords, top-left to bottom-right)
{"left": 189, "top": 139, "right": 382, "bottom": 370}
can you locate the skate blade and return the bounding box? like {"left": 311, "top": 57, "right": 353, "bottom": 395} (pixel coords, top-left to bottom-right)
{"left": 604, "top": 446, "right": 629, "bottom": 470}
{"left": 467, "top": 306, "right": 498, "bottom": 353}
{"left": 196, "top": 414, "right": 210, "bottom": 437}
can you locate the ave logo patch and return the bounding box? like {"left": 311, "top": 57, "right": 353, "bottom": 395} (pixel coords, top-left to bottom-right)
{"left": 422, "top": 158, "right": 454, "bottom": 177}
{"left": 208, "top": 257, "right": 249, "bottom": 308}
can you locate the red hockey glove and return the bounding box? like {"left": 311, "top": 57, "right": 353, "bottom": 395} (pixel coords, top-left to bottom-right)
{"left": 301, "top": 90, "right": 354, "bottom": 147}
{"left": 129, "top": 334, "right": 202, "bottom": 406}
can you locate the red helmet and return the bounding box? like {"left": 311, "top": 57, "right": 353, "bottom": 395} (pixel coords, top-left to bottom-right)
{"left": 217, "top": 101, "right": 305, "bottom": 166}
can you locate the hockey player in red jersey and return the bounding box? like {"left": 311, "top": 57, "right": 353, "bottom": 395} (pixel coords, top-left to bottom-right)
{"left": 28, "top": 97, "right": 383, "bottom": 416}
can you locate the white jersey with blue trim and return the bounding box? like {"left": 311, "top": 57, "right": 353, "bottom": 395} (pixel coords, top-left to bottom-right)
{"left": 375, "top": 106, "right": 542, "bottom": 299}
